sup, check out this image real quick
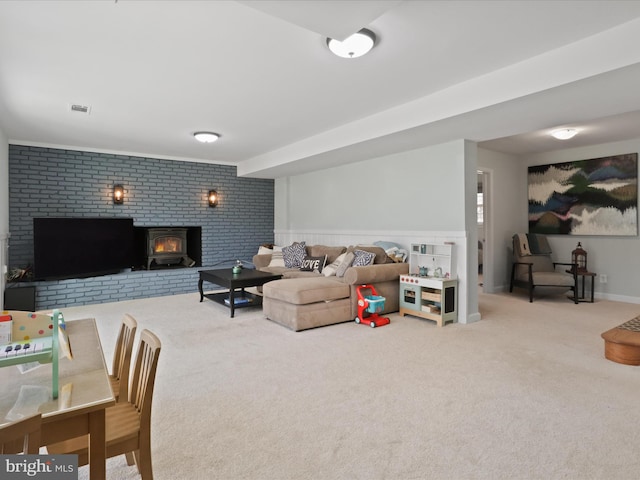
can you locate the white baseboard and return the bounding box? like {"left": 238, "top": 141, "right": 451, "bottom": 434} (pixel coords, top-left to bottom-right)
{"left": 595, "top": 292, "right": 640, "bottom": 304}
{"left": 484, "top": 285, "right": 640, "bottom": 305}
{"left": 463, "top": 312, "right": 482, "bottom": 324}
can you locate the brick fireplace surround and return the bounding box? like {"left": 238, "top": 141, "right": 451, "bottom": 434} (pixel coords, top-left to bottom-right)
{"left": 7, "top": 145, "right": 274, "bottom": 310}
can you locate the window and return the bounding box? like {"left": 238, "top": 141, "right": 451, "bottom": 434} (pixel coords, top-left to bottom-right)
{"left": 477, "top": 172, "right": 484, "bottom": 225}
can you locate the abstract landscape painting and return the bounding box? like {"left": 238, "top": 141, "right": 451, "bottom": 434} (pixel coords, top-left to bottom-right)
{"left": 528, "top": 153, "right": 637, "bottom": 236}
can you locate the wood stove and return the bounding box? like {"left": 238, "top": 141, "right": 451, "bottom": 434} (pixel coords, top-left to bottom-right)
{"left": 146, "top": 228, "right": 194, "bottom": 269}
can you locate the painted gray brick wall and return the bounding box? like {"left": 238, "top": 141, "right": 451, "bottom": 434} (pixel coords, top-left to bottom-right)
{"left": 8, "top": 145, "right": 274, "bottom": 309}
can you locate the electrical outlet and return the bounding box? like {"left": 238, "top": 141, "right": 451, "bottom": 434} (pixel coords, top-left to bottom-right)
{"left": 599, "top": 274, "right": 608, "bottom": 284}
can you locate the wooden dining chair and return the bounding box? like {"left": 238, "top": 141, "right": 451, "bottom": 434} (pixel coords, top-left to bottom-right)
{"left": 110, "top": 314, "right": 137, "bottom": 402}
{"left": 0, "top": 413, "right": 42, "bottom": 454}
{"left": 47, "top": 330, "right": 161, "bottom": 480}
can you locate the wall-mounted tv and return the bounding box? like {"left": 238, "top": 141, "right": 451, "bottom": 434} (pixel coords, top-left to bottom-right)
{"left": 33, "top": 217, "right": 135, "bottom": 280}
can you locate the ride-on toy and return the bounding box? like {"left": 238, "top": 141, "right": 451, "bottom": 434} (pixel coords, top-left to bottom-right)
{"left": 355, "top": 285, "right": 390, "bottom": 328}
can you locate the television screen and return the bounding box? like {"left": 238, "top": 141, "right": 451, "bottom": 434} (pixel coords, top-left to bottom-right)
{"left": 33, "top": 217, "right": 134, "bottom": 280}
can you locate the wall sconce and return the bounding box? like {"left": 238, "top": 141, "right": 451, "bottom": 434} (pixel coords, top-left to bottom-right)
{"left": 113, "top": 185, "right": 124, "bottom": 204}
{"left": 208, "top": 190, "right": 218, "bottom": 207}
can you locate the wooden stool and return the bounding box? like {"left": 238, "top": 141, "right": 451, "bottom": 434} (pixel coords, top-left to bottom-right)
{"left": 601, "top": 316, "right": 640, "bottom": 365}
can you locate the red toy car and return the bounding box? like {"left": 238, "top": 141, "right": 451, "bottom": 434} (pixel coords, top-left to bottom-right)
{"left": 355, "top": 285, "right": 390, "bottom": 328}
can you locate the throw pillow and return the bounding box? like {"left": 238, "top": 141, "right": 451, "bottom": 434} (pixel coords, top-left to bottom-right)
{"left": 268, "top": 250, "right": 285, "bottom": 268}
{"left": 352, "top": 249, "right": 376, "bottom": 267}
{"left": 282, "top": 242, "right": 306, "bottom": 268}
{"left": 258, "top": 245, "right": 273, "bottom": 255}
{"left": 300, "top": 255, "right": 327, "bottom": 273}
{"left": 336, "top": 251, "right": 355, "bottom": 277}
{"left": 353, "top": 245, "right": 389, "bottom": 264}
{"left": 322, "top": 252, "right": 346, "bottom": 277}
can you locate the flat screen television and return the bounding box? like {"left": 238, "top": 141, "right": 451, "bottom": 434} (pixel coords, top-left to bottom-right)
{"left": 33, "top": 217, "right": 135, "bottom": 280}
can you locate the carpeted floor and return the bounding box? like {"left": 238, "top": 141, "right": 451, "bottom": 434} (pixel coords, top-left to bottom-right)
{"left": 61, "top": 289, "right": 640, "bottom": 480}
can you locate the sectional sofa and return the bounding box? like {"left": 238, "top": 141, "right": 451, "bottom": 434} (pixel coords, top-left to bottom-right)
{"left": 253, "top": 244, "right": 408, "bottom": 331}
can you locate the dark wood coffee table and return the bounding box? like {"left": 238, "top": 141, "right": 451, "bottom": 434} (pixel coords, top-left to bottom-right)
{"left": 198, "top": 268, "right": 282, "bottom": 318}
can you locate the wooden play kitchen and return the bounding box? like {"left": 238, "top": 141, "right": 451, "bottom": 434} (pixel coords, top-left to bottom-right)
{"left": 399, "top": 243, "right": 458, "bottom": 327}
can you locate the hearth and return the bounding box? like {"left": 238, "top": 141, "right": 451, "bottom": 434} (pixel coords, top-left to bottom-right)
{"left": 146, "top": 228, "right": 194, "bottom": 269}
{"left": 131, "top": 226, "right": 201, "bottom": 271}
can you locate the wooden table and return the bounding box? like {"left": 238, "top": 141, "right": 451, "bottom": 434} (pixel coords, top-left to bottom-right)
{"left": 0, "top": 318, "right": 115, "bottom": 480}
{"left": 199, "top": 268, "right": 282, "bottom": 317}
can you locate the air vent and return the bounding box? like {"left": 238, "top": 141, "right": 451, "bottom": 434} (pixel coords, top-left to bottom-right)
{"left": 70, "top": 104, "right": 91, "bottom": 114}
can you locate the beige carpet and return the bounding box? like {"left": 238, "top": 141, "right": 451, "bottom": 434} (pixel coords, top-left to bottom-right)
{"left": 60, "top": 289, "right": 640, "bottom": 480}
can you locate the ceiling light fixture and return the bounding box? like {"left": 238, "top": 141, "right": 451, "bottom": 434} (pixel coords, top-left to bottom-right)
{"left": 551, "top": 128, "right": 578, "bottom": 140}
{"left": 194, "top": 132, "right": 220, "bottom": 143}
{"left": 326, "top": 28, "right": 376, "bottom": 58}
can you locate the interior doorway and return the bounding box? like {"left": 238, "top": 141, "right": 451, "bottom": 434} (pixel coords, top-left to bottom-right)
{"left": 477, "top": 170, "right": 492, "bottom": 293}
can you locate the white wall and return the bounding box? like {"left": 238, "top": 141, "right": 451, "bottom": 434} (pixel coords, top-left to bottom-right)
{"left": 276, "top": 140, "right": 467, "bottom": 231}
{"left": 0, "top": 127, "right": 8, "bottom": 309}
{"left": 524, "top": 138, "right": 640, "bottom": 303}
{"left": 275, "top": 139, "right": 480, "bottom": 323}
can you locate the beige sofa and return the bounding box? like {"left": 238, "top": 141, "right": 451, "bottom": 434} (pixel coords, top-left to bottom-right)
{"left": 253, "top": 244, "right": 408, "bottom": 331}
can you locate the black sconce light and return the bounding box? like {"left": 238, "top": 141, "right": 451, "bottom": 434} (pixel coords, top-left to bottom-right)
{"left": 208, "top": 190, "right": 218, "bottom": 207}
{"left": 113, "top": 185, "right": 124, "bottom": 204}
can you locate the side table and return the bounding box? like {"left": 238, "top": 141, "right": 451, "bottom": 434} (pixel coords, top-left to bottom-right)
{"left": 577, "top": 271, "right": 596, "bottom": 303}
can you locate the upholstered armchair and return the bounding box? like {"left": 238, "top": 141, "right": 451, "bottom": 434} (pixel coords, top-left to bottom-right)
{"left": 510, "top": 233, "right": 578, "bottom": 303}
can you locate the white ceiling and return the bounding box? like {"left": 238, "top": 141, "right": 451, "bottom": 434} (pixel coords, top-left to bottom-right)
{"left": 1, "top": 1, "right": 640, "bottom": 178}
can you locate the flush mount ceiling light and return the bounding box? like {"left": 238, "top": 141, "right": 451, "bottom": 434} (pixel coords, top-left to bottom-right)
{"left": 193, "top": 132, "right": 220, "bottom": 143}
{"left": 551, "top": 128, "right": 578, "bottom": 140}
{"left": 326, "top": 28, "right": 376, "bottom": 58}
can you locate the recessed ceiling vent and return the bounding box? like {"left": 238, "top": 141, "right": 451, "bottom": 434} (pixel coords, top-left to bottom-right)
{"left": 70, "top": 104, "right": 91, "bottom": 114}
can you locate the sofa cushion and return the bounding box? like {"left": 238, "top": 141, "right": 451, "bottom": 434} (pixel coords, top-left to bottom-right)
{"left": 308, "top": 245, "right": 347, "bottom": 265}
{"left": 263, "top": 277, "right": 349, "bottom": 305}
{"left": 342, "top": 262, "right": 409, "bottom": 286}
{"left": 282, "top": 242, "right": 306, "bottom": 268}
{"left": 260, "top": 266, "right": 319, "bottom": 278}
{"left": 283, "top": 270, "right": 322, "bottom": 279}
{"left": 263, "top": 297, "right": 352, "bottom": 332}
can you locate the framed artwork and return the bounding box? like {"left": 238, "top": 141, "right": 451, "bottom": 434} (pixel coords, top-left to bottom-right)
{"left": 528, "top": 153, "right": 638, "bottom": 236}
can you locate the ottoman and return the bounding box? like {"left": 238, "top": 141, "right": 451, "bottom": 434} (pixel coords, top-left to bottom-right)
{"left": 262, "top": 277, "right": 351, "bottom": 331}
{"left": 601, "top": 315, "right": 640, "bottom": 365}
